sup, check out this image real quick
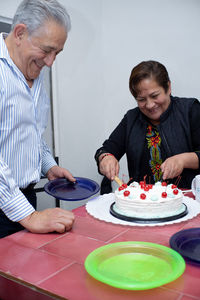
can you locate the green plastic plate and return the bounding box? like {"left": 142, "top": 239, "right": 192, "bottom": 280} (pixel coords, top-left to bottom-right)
{"left": 84, "top": 241, "right": 185, "bottom": 290}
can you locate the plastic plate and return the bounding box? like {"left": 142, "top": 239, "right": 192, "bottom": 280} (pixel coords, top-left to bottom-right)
{"left": 170, "top": 227, "right": 200, "bottom": 264}
{"left": 85, "top": 241, "right": 185, "bottom": 290}
{"left": 44, "top": 177, "right": 100, "bottom": 201}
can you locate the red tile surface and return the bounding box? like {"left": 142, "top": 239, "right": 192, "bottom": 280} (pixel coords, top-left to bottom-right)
{"left": 72, "top": 215, "right": 128, "bottom": 241}
{"left": 40, "top": 232, "right": 106, "bottom": 264}
{"left": 6, "top": 229, "right": 68, "bottom": 249}
{"left": 164, "top": 263, "right": 200, "bottom": 298}
{"left": 73, "top": 205, "right": 88, "bottom": 217}
{"left": 39, "top": 262, "right": 181, "bottom": 300}
{"left": 108, "top": 227, "right": 170, "bottom": 246}
{"left": 0, "top": 200, "right": 200, "bottom": 300}
{"left": 181, "top": 295, "right": 200, "bottom": 300}
{"left": 0, "top": 274, "right": 53, "bottom": 300}
{"left": 0, "top": 239, "right": 73, "bottom": 284}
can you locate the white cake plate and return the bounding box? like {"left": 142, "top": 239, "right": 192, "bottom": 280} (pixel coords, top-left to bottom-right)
{"left": 86, "top": 193, "right": 200, "bottom": 227}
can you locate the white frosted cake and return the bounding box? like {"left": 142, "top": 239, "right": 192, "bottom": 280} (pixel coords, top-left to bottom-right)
{"left": 114, "top": 181, "right": 184, "bottom": 219}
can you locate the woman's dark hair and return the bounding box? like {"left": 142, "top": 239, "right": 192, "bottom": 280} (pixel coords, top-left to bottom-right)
{"left": 129, "top": 60, "right": 170, "bottom": 98}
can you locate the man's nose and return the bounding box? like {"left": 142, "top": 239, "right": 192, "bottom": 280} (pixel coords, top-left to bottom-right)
{"left": 43, "top": 53, "right": 56, "bottom": 67}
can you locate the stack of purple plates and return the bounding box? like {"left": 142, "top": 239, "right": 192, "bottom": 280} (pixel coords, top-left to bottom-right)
{"left": 170, "top": 228, "right": 200, "bottom": 265}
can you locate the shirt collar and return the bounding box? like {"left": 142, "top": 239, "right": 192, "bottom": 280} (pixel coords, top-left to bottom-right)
{"left": 0, "top": 32, "right": 10, "bottom": 60}
{"left": 0, "top": 32, "right": 44, "bottom": 87}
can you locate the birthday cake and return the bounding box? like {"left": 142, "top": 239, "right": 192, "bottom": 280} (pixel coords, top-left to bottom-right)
{"left": 114, "top": 181, "right": 185, "bottom": 219}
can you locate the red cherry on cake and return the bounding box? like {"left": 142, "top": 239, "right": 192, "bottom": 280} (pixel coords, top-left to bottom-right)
{"left": 122, "top": 183, "right": 128, "bottom": 188}
{"left": 118, "top": 186, "right": 124, "bottom": 191}
{"left": 173, "top": 189, "right": 179, "bottom": 195}
{"left": 161, "top": 182, "right": 167, "bottom": 186}
{"left": 162, "top": 192, "right": 167, "bottom": 198}
{"left": 147, "top": 184, "right": 153, "bottom": 189}
{"left": 123, "top": 190, "right": 130, "bottom": 197}
{"left": 172, "top": 184, "right": 177, "bottom": 189}
{"left": 140, "top": 193, "right": 146, "bottom": 199}
{"left": 144, "top": 186, "right": 149, "bottom": 191}
{"left": 139, "top": 181, "right": 145, "bottom": 185}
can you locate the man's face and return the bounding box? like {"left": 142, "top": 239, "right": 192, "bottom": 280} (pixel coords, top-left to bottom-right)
{"left": 16, "top": 20, "right": 67, "bottom": 81}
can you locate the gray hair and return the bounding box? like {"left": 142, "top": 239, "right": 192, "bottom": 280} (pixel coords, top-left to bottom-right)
{"left": 11, "top": 0, "right": 71, "bottom": 35}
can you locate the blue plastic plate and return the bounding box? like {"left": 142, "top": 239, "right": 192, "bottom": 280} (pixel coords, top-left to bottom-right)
{"left": 44, "top": 177, "right": 100, "bottom": 201}
{"left": 170, "top": 228, "right": 200, "bottom": 264}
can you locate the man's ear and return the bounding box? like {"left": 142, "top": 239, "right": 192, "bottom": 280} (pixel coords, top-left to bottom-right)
{"left": 13, "top": 24, "right": 27, "bottom": 45}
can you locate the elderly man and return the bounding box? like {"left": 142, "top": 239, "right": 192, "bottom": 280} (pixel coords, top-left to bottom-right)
{"left": 0, "top": 0, "right": 75, "bottom": 238}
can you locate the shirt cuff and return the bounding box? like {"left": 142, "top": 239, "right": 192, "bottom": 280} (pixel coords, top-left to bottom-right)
{"left": 1, "top": 190, "right": 35, "bottom": 222}
{"left": 41, "top": 154, "right": 57, "bottom": 176}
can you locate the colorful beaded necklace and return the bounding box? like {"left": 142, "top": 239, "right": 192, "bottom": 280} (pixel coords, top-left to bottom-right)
{"left": 146, "top": 125, "right": 162, "bottom": 182}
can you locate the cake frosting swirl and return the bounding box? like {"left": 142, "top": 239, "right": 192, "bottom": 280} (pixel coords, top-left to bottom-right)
{"left": 114, "top": 181, "right": 184, "bottom": 219}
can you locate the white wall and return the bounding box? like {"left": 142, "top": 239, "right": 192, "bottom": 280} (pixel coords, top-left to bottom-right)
{"left": 1, "top": 0, "right": 200, "bottom": 210}
{"left": 53, "top": 0, "right": 200, "bottom": 209}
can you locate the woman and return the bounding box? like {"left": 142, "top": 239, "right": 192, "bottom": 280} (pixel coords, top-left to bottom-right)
{"left": 95, "top": 60, "right": 200, "bottom": 189}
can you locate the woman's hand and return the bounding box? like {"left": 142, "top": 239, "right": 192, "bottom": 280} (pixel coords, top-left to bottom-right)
{"left": 161, "top": 152, "right": 199, "bottom": 180}
{"left": 99, "top": 154, "right": 119, "bottom": 181}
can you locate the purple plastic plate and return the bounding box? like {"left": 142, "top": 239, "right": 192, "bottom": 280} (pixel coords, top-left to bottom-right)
{"left": 170, "top": 228, "right": 200, "bottom": 264}
{"left": 44, "top": 177, "right": 100, "bottom": 201}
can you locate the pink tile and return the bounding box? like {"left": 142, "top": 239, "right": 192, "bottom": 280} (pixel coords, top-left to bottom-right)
{"left": 136, "top": 222, "right": 190, "bottom": 238}
{"left": 0, "top": 275, "right": 52, "bottom": 300}
{"left": 6, "top": 229, "right": 68, "bottom": 249}
{"left": 108, "top": 228, "right": 170, "bottom": 246}
{"left": 163, "top": 263, "right": 200, "bottom": 298}
{"left": 181, "top": 296, "right": 200, "bottom": 300}
{"left": 73, "top": 205, "right": 88, "bottom": 217}
{"left": 72, "top": 215, "right": 128, "bottom": 241}
{"left": 0, "top": 239, "right": 73, "bottom": 284}
{"left": 39, "top": 263, "right": 181, "bottom": 300}
{"left": 40, "top": 233, "right": 106, "bottom": 264}
{"left": 181, "top": 215, "right": 200, "bottom": 229}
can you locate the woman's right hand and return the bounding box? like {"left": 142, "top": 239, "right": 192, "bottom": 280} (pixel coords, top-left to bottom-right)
{"left": 99, "top": 154, "right": 119, "bottom": 180}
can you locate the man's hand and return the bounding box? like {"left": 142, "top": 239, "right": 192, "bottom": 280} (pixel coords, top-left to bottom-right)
{"left": 19, "top": 208, "right": 75, "bottom": 234}
{"left": 47, "top": 165, "right": 76, "bottom": 182}
{"left": 99, "top": 154, "right": 119, "bottom": 181}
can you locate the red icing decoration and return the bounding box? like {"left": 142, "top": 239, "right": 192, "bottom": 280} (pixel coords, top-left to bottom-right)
{"left": 173, "top": 189, "right": 178, "bottom": 195}
{"left": 144, "top": 186, "right": 149, "bottom": 191}
{"left": 140, "top": 193, "right": 146, "bottom": 199}
{"left": 161, "top": 182, "right": 167, "bottom": 186}
{"left": 162, "top": 192, "right": 167, "bottom": 198}
{"left": 124, "top": 190, "right": 130, "bottom": 197}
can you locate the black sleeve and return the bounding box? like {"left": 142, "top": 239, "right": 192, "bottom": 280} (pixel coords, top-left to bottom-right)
{"left": 190, "top": 99, "right": 200, "bottom": 166}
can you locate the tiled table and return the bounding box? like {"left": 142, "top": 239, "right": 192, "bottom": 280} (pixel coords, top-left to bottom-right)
{"left": 0, "top": 193, "right": 200, "bottom": 300}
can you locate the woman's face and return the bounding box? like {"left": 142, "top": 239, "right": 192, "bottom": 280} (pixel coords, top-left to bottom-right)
{"left": 135, "top": 78, "right": 171, "bottom": 125}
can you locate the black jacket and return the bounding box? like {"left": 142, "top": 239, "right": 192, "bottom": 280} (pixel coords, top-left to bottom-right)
{"left": 95, "top": 96, "right": 200, "bottom": 188}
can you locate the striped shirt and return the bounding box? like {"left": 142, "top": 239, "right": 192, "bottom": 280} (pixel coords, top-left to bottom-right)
{"left": 0, "top": 33, "right": 57, "bottom": 221}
